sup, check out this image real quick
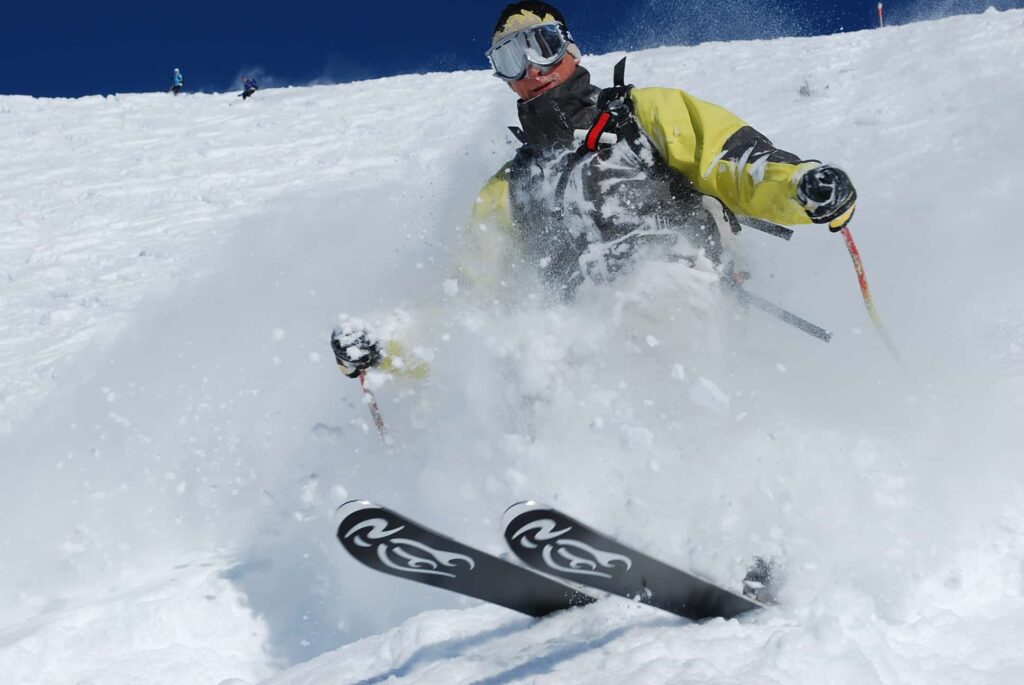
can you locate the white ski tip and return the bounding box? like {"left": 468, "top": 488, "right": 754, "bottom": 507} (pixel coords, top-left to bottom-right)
{"left": 335, "top": 499, "right": 378, "bottom": 526}
{"left": 502, "top": 500, "right": 546, "bottom": 530}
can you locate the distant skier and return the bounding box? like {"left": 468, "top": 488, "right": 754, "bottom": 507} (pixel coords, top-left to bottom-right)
{"left": 240, "top": 76, "right": 259, "bottom": 100}
{"left": 170, "top": 68, "right": 184, "bottom": 96}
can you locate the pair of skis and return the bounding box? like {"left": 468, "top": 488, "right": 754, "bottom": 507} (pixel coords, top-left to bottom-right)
{"left": 336, "top": 501, "right": 761, "bottom": 621}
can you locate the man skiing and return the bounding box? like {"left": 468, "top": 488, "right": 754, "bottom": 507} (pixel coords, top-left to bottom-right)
{"left": 333, "top": 0, "right": 856, "bottom": 381}
{"left": 466, "top": 1, "right": 856, "bottom": 300}
{"left": 240, "top": 76, "right": 259, "bottom": 100}
{"left": 331, "top": 2, "right": 822, "bottom": 600}
{"left": 170, "top": 68, "right": 184, "bottom": 96}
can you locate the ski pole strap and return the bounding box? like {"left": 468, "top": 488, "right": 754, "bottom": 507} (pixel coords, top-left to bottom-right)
{"left": 731, "top": 283, "right": 832, "bottom": 343}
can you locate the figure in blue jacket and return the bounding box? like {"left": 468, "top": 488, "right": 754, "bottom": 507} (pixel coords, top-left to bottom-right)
{"left": 240, "top": 77, "right": 259, "bottom": 100}
{"left": 170, "top": 68, "right": 184, "bottom": 96}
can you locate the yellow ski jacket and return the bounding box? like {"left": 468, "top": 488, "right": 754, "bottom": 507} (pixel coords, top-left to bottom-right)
{"left": 463, "top": 73, "right": 820, "bottom": 297}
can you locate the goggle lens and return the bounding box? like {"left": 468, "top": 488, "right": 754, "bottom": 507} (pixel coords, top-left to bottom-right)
{"left": 487, "top": 23, "right": 571, "bottom": 81}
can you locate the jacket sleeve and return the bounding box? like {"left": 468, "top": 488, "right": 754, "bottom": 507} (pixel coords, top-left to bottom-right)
{"left": 630, "top": 87, "right": 819, "bottom": 226}
{"left": 457, "top": 165, "right": 524, "bottom": 301}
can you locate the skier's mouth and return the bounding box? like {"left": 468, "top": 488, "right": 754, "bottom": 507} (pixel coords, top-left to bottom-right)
{"left": 529, "top": 80, "right": 558, "bottom": 98}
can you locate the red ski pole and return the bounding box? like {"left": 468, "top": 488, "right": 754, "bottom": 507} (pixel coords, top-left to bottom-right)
{"left": 840, "top": 225, "right": 903, "bottom": 366}
{"left": 359, "top": 371, "right": 390, "bottom": 444}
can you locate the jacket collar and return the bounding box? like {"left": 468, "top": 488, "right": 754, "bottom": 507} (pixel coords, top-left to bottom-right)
{"left": 516, "top": 67, "right": 601, "bottom": 150}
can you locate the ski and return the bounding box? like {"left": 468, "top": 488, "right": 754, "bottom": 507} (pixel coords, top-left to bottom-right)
{"left": 503, "top": 501, "right": 762, "bottom": 620}
{"left": 336, "top": 500, "right": 594, "bottom": 617}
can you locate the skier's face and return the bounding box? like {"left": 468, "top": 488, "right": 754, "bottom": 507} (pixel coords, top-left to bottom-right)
{"left": 509, "top": 54, "right": 579, "bottom": 101}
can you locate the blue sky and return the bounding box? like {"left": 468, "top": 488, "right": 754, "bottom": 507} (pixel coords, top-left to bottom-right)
{"left": 2, "top": 0, "right": 1021, "bottom": 97}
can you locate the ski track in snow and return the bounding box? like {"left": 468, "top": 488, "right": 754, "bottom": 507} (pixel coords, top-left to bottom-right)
{"left": 1, "top": 9, "right": 1023, "bottom": 685}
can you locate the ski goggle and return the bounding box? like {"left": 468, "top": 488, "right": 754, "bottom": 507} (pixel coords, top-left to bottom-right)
{"left": 486, "top": 23, "right": 573, "bottom": 81}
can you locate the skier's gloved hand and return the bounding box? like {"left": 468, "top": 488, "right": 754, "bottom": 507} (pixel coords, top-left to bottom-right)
{"left": 797, "top": 164, "right": 857, "bottom": 232}
{"left": 330, "top": 326, "right": 382, "bottom": 378}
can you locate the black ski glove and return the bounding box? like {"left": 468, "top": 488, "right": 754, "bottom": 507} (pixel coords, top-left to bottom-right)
{"left": 331, "top": 327, "right": 382, "bottom": 378}
{"left": 797, "top": 165, "right": 857, "bottom": 232}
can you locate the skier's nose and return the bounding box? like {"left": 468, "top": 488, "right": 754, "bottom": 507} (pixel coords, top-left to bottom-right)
{"left": 525, "top": 64, "right": 545, "bottom": 80}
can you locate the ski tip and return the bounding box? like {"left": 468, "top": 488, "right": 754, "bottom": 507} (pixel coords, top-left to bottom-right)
{"left": 502, "top": 500, "right": 546, "bottom": 530}
{"left": 335, "top": 499, "right": 379, "bottom": 524}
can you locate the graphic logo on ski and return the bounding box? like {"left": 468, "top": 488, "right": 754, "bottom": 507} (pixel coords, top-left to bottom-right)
{"left": 335, "top": 500, "right": 595, "bottom": 617}
{"left": 504, "top": 501, "right": 762, "bottom": 621}
{"left": 510, "top": 518, "right": 633, "bottom": 579}
{"left": 343, "top": 517, "right": 475, "bottom": 579}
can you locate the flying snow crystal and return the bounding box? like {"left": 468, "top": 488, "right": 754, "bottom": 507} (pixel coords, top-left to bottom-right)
{"left": 686, "top": 377, "right": 731, "bottom": 415}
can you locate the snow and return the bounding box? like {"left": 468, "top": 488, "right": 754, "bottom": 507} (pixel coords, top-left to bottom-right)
{"left": 2, "top": 8, "right": 1024, "bottom": 685}
{"left": 1, "top": 558, "right": 273, "bottom": 685}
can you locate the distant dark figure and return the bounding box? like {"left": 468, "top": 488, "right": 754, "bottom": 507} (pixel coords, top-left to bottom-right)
{"left": 240, "top": 77, "right": 259, "bottom": 100}
{"left": 170, "top": 68, "right": 184, "bottom": 96}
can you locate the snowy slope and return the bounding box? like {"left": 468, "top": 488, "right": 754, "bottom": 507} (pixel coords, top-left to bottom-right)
{"left": 2, "top": 8, "right": 1023, "bottom": 685}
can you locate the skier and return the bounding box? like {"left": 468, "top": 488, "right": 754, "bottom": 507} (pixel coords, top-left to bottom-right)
{"left": 240, "top": 76, "right": 259, "bottom": 100}
{"left": 329, "top": 2, "right": 851, "bottom": 596}
{"left": 470, "top": 1, "right": 855, "bottom": 296}
{"left": 333, "top": 0, "right": 857, "bottom": 379}
{"left": 170, "top": 68, "right": 184, "bottom": 96}
{"left": 476, "top": 0, "right": 834, "bottom": 602}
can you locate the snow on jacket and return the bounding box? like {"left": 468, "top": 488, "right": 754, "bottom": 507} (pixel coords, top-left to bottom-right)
{"left": 464, "top": 66, "right": 819, "bottom": 298}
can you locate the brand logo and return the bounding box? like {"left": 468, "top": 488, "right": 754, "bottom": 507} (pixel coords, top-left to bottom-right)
{"left": 511, "top": 517, "right": 631, "bottom": 579}
{"left": 345, "top": 517, "right": 475, "bottom": 579}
